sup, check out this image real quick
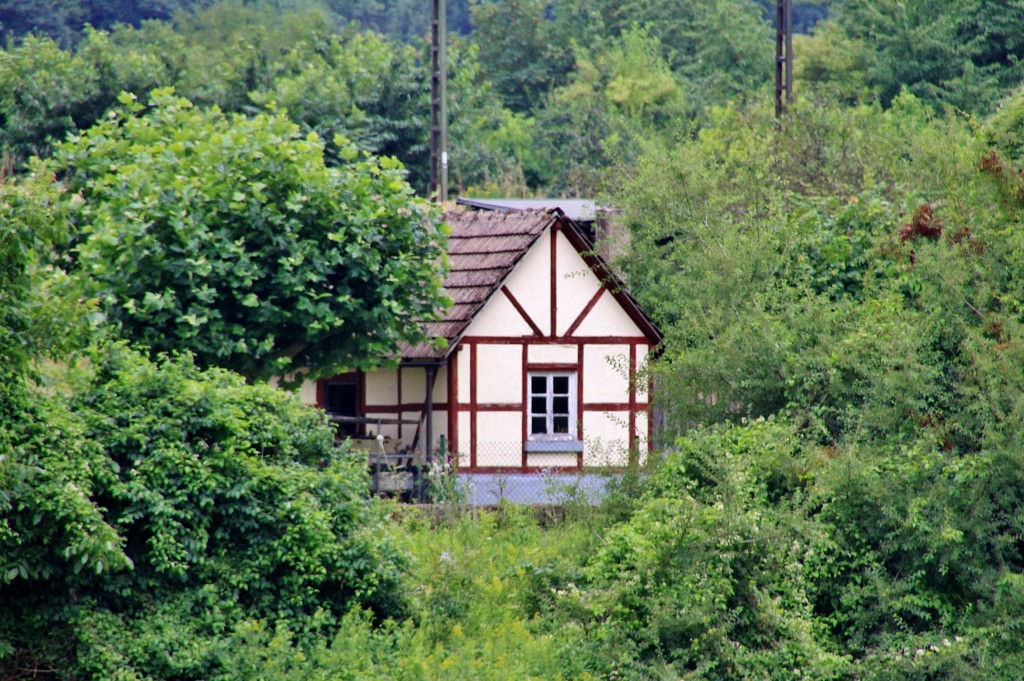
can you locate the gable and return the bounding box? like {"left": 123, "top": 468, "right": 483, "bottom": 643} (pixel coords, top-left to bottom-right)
{"left": 462, "top": 282, "right": 540, "bottom": 337}
{"left": 403, "top": 209, "right": 659, "bottom": 359}
{"left": 553, "top": 229, "right": 606, "bottom": 336}
{"left": 465, "top": 220, "right": 654, "bottom": 343}
{"left": 569, "top": 290, "right": 645, "bottom": 337}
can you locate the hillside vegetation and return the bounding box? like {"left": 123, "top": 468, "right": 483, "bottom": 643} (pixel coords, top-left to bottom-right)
{"left": 4, "top": 0, "right": 1024, "bottom": 678}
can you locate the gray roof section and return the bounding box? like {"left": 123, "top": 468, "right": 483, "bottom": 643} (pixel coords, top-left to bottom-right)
{"left": 456, "top": 197, "right": 601, "bottom": 222}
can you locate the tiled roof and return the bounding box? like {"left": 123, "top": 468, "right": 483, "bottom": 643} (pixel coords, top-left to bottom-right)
{"left": 400, "top": 209, "right": 558, "bottom": 361}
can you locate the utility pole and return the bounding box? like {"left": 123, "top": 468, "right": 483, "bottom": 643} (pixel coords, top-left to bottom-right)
{"left": 775, "top": 0, "right": 793, "bottom": 118}
{"left": 429, "top": 0, "right": 448, "bottom": 203}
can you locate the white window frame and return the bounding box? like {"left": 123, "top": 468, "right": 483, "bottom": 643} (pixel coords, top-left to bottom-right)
{"left": 527, "top": 371, "right": 578, "bottom": 441}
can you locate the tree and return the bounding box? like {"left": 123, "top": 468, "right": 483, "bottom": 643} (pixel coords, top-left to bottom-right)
{"left": 0, "top": 0, "right": 199, "bottom": 47}
{"left": 528, "top": 26, "right": 686, "bottom": 196}
{"left": 323, "top": 0, "right": 473, "bottom": 43}
{"left": 830, "top": 0, "right": 1024, "bottom": 113}
{"left": 247, "top": 29, "right": 431, "bottom": 184}
{"left": 470, "top": 0, "right": 573, "bottom": 114}
{"left": 552, "top": 0, "right": 772, "bottom": 113}
{"left": 984, "top": 87, "right": 1024, "bottom": 169}
{"left": 58, "top": 89, "right": 449, "bottom": 382}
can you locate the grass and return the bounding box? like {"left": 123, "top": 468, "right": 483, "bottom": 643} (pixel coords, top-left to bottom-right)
{"left": 222, "top": 502, "right": 610, "bottom": 680}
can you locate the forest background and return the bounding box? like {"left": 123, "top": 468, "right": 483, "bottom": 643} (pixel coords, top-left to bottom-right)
{"left": 5, "top": 0, "right": 1024, "bottom": 679}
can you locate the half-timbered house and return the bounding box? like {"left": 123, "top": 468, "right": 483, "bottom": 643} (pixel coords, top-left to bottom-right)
{"left": 298, "top": 208, "right": 660, "bottom": 472}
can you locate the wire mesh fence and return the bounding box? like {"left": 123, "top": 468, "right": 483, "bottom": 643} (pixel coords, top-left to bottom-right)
{"left": 459, "top": 440, "right": 635, "bottom": 469}
{"left": 362, "top": 440, "right": 644, "bottom": 506}
{"left": 452, "top": 471, "right": 612, "bottom": 505}
{"left": 423, "top": 440, "right": 638, "bottom": 506}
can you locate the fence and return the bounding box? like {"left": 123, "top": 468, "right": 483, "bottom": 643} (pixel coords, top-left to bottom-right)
{"left": 360, "top": 438, "right": 645, "bottom": 505}
{"left": 412, "top": 440, "right": 641, "bottom": 506}
{"left": 457, "top": 440, "right": 637, "bottom": 470}
{"left": 451, "top": 470, "right": 612, "bottom": 505}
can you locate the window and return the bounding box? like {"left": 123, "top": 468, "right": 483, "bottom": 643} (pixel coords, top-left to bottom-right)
{"left": 324, "top": 377, "right": 360, "bottom": 436}
{"left": 528, "top": 372, "right": 577, "bottom": 439}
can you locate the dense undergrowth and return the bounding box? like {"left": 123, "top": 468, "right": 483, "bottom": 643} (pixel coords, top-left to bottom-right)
{"left": 206, "top": 417, "right": 1024, "bottom": 679}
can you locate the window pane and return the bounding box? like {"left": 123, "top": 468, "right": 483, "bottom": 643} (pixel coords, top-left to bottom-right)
{"left": 326, "top": 382, "right": 358, "bottom": 415}
{"left": 531, "top": 416, "right": 547, "bottom": 434}
{"left": 553, "top": 416, "right": 569, "bottom": 433}
{"left": 531, "top": 396, "right": 547, "bottom": 414}
{"left": 553, "top": 376, "right": 569, "bottom": 393}
{"left": 552, "top": 396, "right": 569, "bottom": 415}
{"left": 531, "top": 375, "right": 547, "bottom": 394}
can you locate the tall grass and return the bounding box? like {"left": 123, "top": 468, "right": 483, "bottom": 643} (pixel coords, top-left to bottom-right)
{"left": 221, "top": 503, "right": 610, "bottom": 680}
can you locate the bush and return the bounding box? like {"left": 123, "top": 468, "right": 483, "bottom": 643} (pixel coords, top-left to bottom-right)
{"left": 574, "top": 420, "right": 848, "bottom": 679}
{"left": 0, "top": 344, "right": 404, "bottom": 679}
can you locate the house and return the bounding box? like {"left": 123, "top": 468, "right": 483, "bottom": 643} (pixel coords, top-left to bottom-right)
{"left": 298, "top": 208, "right": 660, "bottom": 472}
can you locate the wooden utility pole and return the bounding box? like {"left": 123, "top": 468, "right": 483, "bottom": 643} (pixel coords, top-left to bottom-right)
{"left": 775, "top": 0, "right": 793, "bottom": 118}
{"left": 429, "top": 0, "right": 448, "bottom": 203}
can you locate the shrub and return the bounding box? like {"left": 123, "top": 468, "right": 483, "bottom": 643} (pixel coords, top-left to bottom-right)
{"left": 0, "top": 344, "right": 404, "bottom": 679}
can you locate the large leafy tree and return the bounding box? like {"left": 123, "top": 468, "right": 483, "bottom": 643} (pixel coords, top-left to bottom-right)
{"left": 552, "top": 0, "right": 772, "bottom": 112}
{"left": 58, "top": 89, "right": 449, "bottom": 381}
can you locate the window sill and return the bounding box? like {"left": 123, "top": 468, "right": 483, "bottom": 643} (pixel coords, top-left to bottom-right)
{"left": 524, "top": 440, "right": 584, "bottom": 453}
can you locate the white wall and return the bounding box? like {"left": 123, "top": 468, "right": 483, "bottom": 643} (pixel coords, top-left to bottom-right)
{"left": 582, "top": 344, "right": 630, "bottom": 404}
{"left": 554, "top": 230, "right": 604, "bottom": 335}
{"left": 457, "top": 411, "right": 472, "bottom": 467}
{"left": 476, "top": 345, "right": 522, "bottom": 403}
{"left": 502, "top": 236, "right": 551, "bottom": 336}
{"left": 572, "top": 291, "right": 645, "bottom": 337}
{"left": 475, "top": 411, "right": 522, "bottom": 467}
{"left": 365, "top": 368, "right": 398, "bottom": 407}
{"left": 582, "top": 411, "right": 631, "bottom": 466}
{"left": 528, "top": 344, "right": 577, "bottom": 364}
{"left": 462, "top": 290, "right": 537, "bottom": 337}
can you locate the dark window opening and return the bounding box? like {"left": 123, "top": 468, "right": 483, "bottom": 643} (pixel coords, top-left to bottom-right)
{"left": 326, "top": 381, "right": 359, "bottom": 436}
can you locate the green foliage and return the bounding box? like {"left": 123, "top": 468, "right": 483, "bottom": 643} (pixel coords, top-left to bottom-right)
{"left": 214, "top": 506, "right": 602, "bottom": 680}
{"left": 794, "top": 20, "right": 872, "bottom": 104}
{"left": 322, "top": 0, "right": 474, "bottom": 43}
{"left": 0, "top": 35, "right": 104, "bottom": 165}
{"left": 984, "top": 87, "right": 1024, "bottom": 169}
{"left": 553, "top": 0, "right": 772, "bottom": 113}
{"left": 0, "top": 0, "right": 200, "bottom": 47}
{"left": 249, "top": 29, "right": 427, "bottom": 177}
{"left": 57, "top": 89, "right": 448, "bottom": 381}
{"left": 10, "top": 4, "right": 1024, "bottom": 680}
{"left": 470, "top": 0, "right": 573, "bottom": 114}
{"left": 616, "top": 94, "right": 1004, "bottom": 442}
{"left": 1, "top": 344, "right": 404, "bottom": 679}
{"left": 828, "top": 0, "right": 1024, "bottom": 114}
{"left": 570, "top": 421, "right": 847, "bottom": 679}
{"left": 0, "top": 167, "right": 75, "bottom": 376}
{"left": 605, "top": 77, "right": 1024, "bottom": 676}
